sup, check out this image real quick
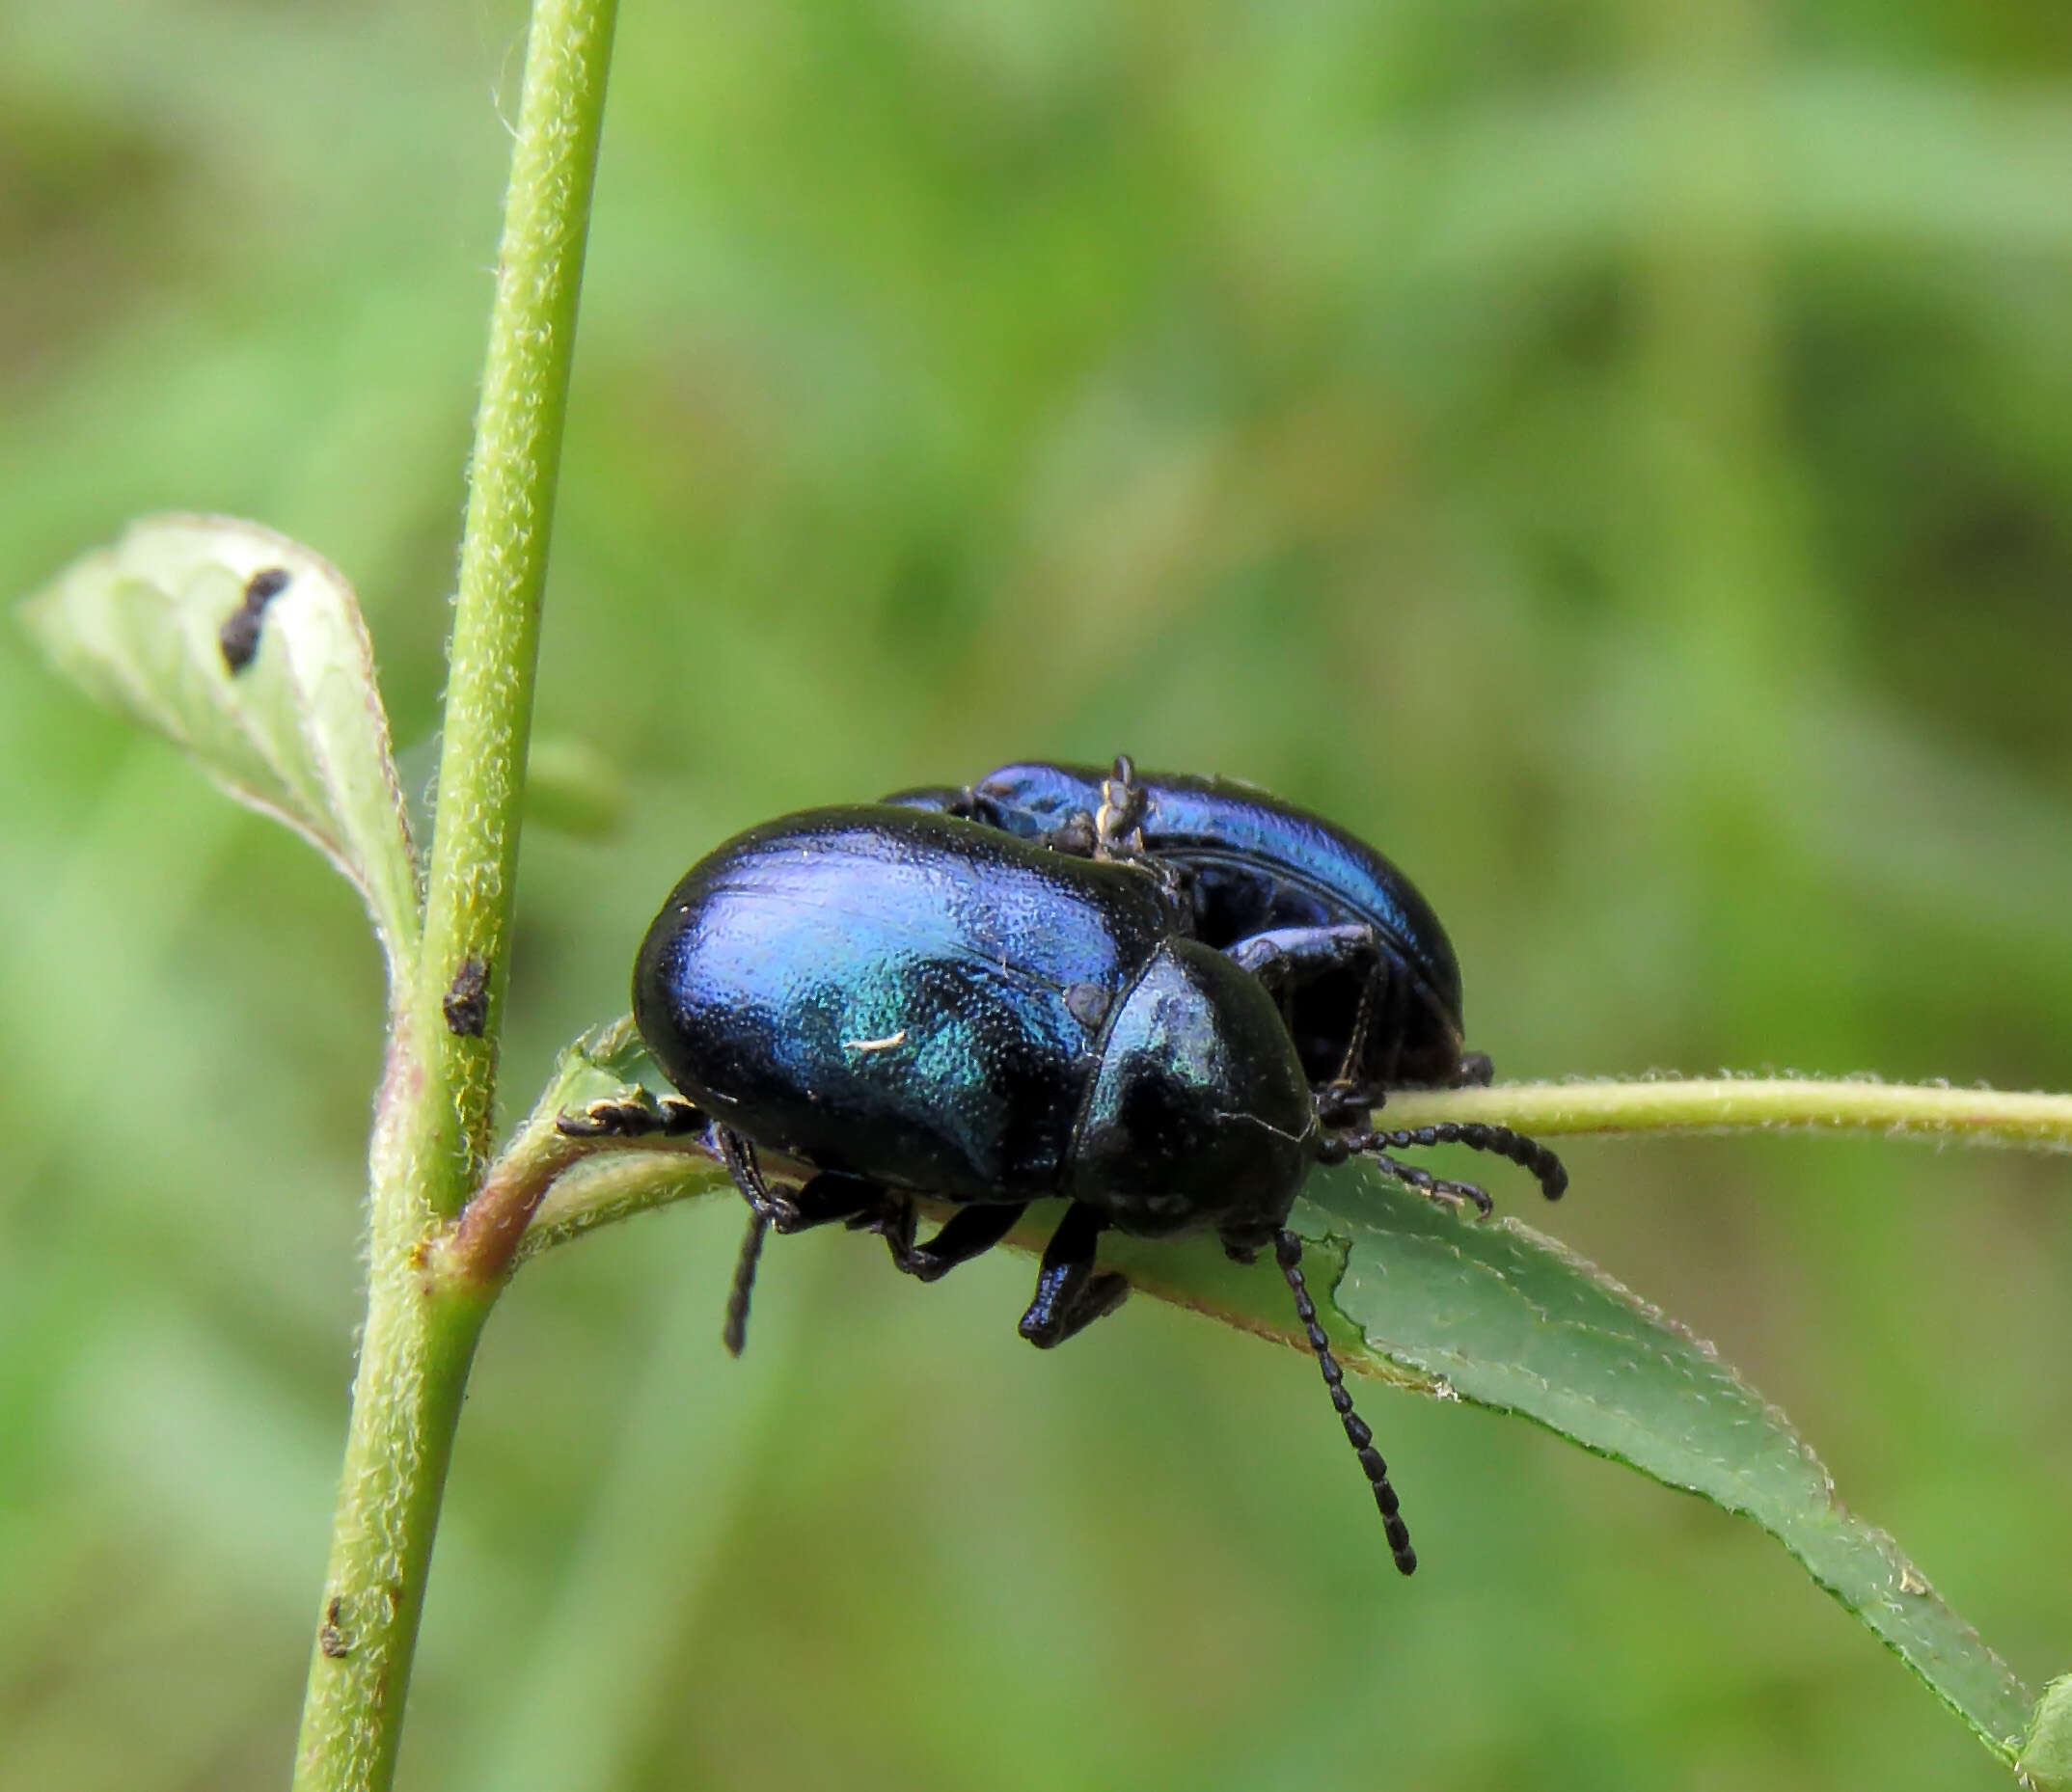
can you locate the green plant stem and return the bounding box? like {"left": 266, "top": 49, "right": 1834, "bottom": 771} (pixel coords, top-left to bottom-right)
{"left": 1378, "top": 1075, "right": 2072, "bottom": 1150}
{"left": 293, "top": 1041, "right": 497, "bottom": 1791}
{"left": 415, "top": 0, "right": 619, "bottom": 1197}
{"left": 292, "top": 3, "right": 619, "bottom": 1788}
{"left": 514, "top": 1147, "right": 728, "bottom": 1266}
{"left": 509, "top": 1073, "right": 2072, "bottom": 1270}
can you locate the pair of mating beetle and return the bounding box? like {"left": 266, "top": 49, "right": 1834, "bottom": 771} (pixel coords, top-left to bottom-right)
{"left": 564, "top": 758, "right": 1566, "bottom": 1573}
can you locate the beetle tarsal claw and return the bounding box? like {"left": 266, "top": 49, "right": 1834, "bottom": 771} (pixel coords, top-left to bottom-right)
{"left": 553, "top": 1090, "right": 711, "bottom": 1141}
{"left": 556, "top": 1093, "right": 658, "bottom": 1137}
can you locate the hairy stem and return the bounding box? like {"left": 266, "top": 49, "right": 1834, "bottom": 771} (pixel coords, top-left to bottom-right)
{"left": 509, "top": 1073, "right": 2072, "bottom": 1274}
{"left": 293, "top": 3, "right": 619, "bottom": 1787}
{"left": 1377, "top": 1075, "right": 2072, "bottom": 1151}
{"left": 415, "top": 0, "right": 619, "bottom": 1197}
{"left": 292, "top": 1033, "right": 496, "bottom": 1791}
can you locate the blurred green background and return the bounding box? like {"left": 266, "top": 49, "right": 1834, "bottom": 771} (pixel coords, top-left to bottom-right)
{"left": 5, "top": 0, "right": 2072, "bottom": 1786}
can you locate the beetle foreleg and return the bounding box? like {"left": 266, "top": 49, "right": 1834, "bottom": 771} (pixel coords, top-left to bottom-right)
{"left": 1018, "top": 1202, "right": 1130, "bottom": 1346}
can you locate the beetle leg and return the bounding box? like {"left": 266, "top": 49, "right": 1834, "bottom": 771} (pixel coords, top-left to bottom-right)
{"left": 1275, "top": 1230, "right": 1416, "bottom": 1575}
{"left": 881, "top": 1201, "right": 1029, "bottom": 1284}
{"left": 785, "top": 1181, "right": 1023, "bottom": 1281}
{"left": 1018, "top": 1201, "right": 1130, "bottom": 1346}
{"left": 557, "top": 1092, "right": 708, "bottom": 1139}
{"left": 805, "top": 1185, "right": 1026, "bottom": 1283}
{"left": 716, "top": 1159, "right": 887, "bottom": 1358}
{"left": 713, "top": 1126, "right": 781, "bottom": 1218}
{"left": 1315, "top": 1079, "right": 1384, "bottom": 1129}
{"left": 1332, "top": 959, "right": 1386, "bottom": 1087}
{"left": 1093, "top": 754, "right": 1148, "bottom": 859}
{"left": 1219, "top": 1216, "right": 1282, "bottom": 1265}
{"left": 780, "top": 1171, "right": 886, "bottom": 1231}
{"left": 707, "top": 1128, "right": 784, "bottom": 1356}
{"left": 1225, "top": 930, "right": 1431, "bottom": 1089}
{"left": 1370, "top": 957, "right": 1413, "bottom": 1085}
{"left": 1035, "top": 812, "right": 1099, "bottom": 857}
{"left": 1224, "top": 923, "right": 1378, "bottom": 994}
{"left": 713, "top": 1133, "right": 906, "bottom": 1231}
{"left": 1452, "top": 1051, "right": 1495, "bottom": 1088}
{"left": 1042, "top": 1268, "right": 1131, "bottom": 1346}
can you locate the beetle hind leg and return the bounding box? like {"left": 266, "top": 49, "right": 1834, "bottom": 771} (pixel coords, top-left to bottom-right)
{"left": 1093, "top": 754, "right": 1148, "bottom": 858}
{"left": 878, "top": 1200, "right": 1029, "bottom": 1284}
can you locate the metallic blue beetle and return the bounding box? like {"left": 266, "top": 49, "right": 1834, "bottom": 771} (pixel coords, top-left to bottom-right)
{"left": 563, "top": 796, "right": 1565, "bottom": 1572}
{"left": 886, "top": 758, "right": 1499, "bottom": 1098}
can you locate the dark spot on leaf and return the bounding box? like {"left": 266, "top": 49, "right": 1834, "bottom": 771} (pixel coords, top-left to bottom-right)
{"left": 219, "top": 565, "right": 292, "bottom": 673}
{"left": 443, "top": 956, "right": 491, "bottom": 1037}
{"left": 245, "top": 566, "right": 291, "bottom": 605}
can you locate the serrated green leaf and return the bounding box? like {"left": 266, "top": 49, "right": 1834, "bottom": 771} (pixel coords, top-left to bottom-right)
{"left": 1293, "top": 1159, "right": 2033, "bottom": 1762}
{"left": 509, "top": 1021, "right": 726, "bottom": 1266}
{"left": 509, "top": 1043, "right": 2042, "bottom": 1766}
{"left": 531, "top": 1016, "right": 657, "bottom": 1124}
{"left": 19, "top": 514, "right": 421, "bottom": 976}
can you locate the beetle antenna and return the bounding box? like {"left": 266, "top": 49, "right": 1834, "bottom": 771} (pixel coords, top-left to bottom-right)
{"left": 1325, "top": 1139, "right": 1495, "bottom": 1215}
{"left": 1275, "top": 1230, "right": 1416, "bottom": 1575}
{"left": 1358, "top": 1123, "right": 1568, "bottom": 1203}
